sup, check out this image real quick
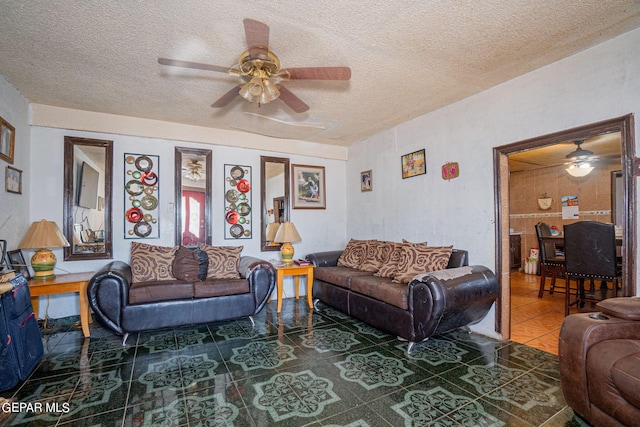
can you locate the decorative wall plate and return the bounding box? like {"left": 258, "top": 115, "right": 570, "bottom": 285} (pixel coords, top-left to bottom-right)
{"left": 135, "top": 155, "right": 153, "bottom": 172}
{"left": 230, "top": 166, "right": 245, "bottom": 180}
{"left": 141, "top": 195, "right": 158, "bottom": 210}
{"left": 125, "top": 180, "right": 144, "bottom": 196}
{"left": 226, "top": 210, "right": 239, "bottom": 224}
{"left": 225, "top": 189, "right": 239, "bottom": 203}
{"left": 229, "top": 224, "right": 244, "bottom": 238}
{"left": 126, "top": 207, "right": 143, "bottom": 223}
{"left": 237, "top": 179, "right": 251, "bottom": 193}
{"left": 237, "top": 202, "right": 251, "bottom": 216}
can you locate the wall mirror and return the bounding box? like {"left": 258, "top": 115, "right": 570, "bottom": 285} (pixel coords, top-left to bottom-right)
{"left": 175, "top": 147, "right": 212, "bottom": 246}
{"left": 261, "top": 156, "right": 290, "bottom": 251}
{"left": 63, "top": 136, "right": 113, "bottom": 261}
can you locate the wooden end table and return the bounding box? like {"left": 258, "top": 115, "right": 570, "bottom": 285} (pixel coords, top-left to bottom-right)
{"left": 272, "top": 264, "right": 315, "bottom": 313}
{"left": 28, "top": 272, "right": 94, "bottom": 337}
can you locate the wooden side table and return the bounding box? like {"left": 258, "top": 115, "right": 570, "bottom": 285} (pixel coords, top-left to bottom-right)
{"left": 28, "top": 272, "right": 94, "bottom": 337}
{"left": 273, "top": 264, "right": 315, "bottom": 313}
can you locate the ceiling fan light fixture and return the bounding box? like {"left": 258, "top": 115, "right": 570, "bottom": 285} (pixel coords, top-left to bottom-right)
{"left": 240, "top": 74, "right": 280, "bottom": 105}
{"left": 262, "top": 78, "right": 280, "bottom": 101}
{"left": 566, "top": 162, "right": 594, "bottom": 177}
{"left": 566, "top": 139, "right": 594, "bottom": 160}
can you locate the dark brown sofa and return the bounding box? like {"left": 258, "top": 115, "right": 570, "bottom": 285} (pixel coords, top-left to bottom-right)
{"left": 306, "top": 248, "right": 498, "bottom": 353}
{"left": 559, "top": 297, "right": 640, "bottom": 427}
{"left": 88, "top": 254, "right": 275, "bottom": 345}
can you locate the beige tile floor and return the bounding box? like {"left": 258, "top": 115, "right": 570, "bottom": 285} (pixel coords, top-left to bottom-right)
{"left": 510, "top": 271, "right": 567, "bottom": 355}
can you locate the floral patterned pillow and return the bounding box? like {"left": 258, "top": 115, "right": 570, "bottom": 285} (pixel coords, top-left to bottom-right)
{"left": 200, "top": 245, "right": 243, "bottom": 279}
{"left": 130, "top": 242, "right": 178, "bottom": 283}
{"left": 392, "top": 245, "right": 453, "bottom": 283}
{"left": 375, "top": 240, "right": 428, "bottom": 278}
{"left": 337, "top": 239, "right": 373, "bottom": 269}
{"left": 359, "top": 241, "right": 394, "bottom": 272}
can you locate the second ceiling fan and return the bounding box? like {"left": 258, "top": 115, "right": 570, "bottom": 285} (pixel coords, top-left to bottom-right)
{"left": 159, "top": 18, "right": 351, "bottom": 113}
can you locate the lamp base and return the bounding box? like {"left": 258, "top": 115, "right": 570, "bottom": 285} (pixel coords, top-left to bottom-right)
{"left": 280, "top": 242, "right": 295, "bottom": 264}
{"left": 30, "top": 248, "right": 56, "bottom": 279}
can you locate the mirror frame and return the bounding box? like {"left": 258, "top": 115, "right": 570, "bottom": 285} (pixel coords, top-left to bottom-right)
{"left": 261, "top": 156, "right": 290, "bottom": 251}
{"left": 175, "top": 147, "right": 212, "bottom": 246}
{"left": 63, "top": 136, "right": 113, "bottom": 261}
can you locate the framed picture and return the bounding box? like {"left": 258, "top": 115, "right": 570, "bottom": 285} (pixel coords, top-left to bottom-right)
{"left": 7, "top": 249, "right": 30, "bottom": 279}
{"left": 361, "top": 170, "right": 372, "bottom": 192}
{"left": 292, "top": 164, "right": 326, "bottom": 209}
{"left": 6, "top": 166, "right": 22, "bottom": 194}
{"left": 0, "top": 118, "right": 15, "bottom": 164}
{"left": 401, "top": 149, "right": 426, "bottom": 179}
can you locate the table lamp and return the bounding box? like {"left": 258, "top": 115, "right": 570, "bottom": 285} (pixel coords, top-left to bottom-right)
{"left": 265, "top": 222, "right": 280, "bottom": 245}
{"left": 273, "top": 222, "right": 301, "bottom": 263}
{"left": 18, "top": 219, "right": 70, "bottom": 279}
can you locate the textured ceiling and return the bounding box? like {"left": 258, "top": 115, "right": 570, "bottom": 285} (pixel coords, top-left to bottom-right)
{"left": 0, "top": 1, "right": 639, "bottom": 146}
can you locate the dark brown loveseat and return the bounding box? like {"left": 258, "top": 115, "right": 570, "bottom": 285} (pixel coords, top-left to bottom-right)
{"left": 559, "top": 297, "right": 640, "bottom": 427}
{"left": 88, "top": 243, "right": 275, "bottom": 344}
{"left": 306, "top": 241, "right": 498, "bottom": 353}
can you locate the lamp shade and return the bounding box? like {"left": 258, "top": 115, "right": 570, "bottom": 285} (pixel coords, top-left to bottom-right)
{"left": 18, "top": 219, "right": 70, "bottom": 279}
{"left": 18, "top": 219, "right": 70, "bottom": 250}
{"left": 265, "top": 222, "right": 280, "bottom": 241}
{"left": 274, "top": 222, "right": 301, "bottom": 243}
{"left": 273, "top": 222, "right": 301, "bottom": 263}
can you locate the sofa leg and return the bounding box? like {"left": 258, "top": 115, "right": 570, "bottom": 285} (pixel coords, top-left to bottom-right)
{"left": 407, "top": 342, "right": 416, "bottom": 354}
{"left": 313, "top": 299, "right": 320, "bottom": 311}
{"left": 249, "top": 316, "right": 255, "bottom": 327}
{"left": 121, "top": 333, "right": 129, "bottom": 347}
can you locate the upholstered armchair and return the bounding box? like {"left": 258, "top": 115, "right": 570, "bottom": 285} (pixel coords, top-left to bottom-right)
{"left": 559, "top": 297, "right": 640, "bottom": 426}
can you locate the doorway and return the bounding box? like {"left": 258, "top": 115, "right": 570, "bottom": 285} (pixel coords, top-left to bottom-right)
{"left": 493, "top": 114, "right": 636, "bottom": 338}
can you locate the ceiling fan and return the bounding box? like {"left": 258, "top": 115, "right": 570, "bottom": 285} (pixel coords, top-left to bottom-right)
{"left": 565, "top": 139, "right": 597, "bottom": 177}
{"left": 158, "top": 18, "right": 351, "bottom": 113}
{"left": 183, "top": 159, "right": 203, "bottom": 181}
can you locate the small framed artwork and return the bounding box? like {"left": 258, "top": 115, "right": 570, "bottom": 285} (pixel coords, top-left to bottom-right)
{"left": 361, "top": 170, "right": 372, "bottom": 192}
{"left": 6, "top": 166, "right": 22, "bottom": 194}
{"left": 0, "top": 118, "right": 15, "bottom": 164}
{"left": 292, "top": 164, "right": 326, "bottom": 209}
{"left": 7, "top": 249, "right": 30, "bottom": 279}
{"left": 401, "top": 149, "right": 426, "bottom": 179}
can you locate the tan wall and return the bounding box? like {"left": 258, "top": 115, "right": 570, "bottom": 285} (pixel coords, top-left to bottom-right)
{"left": 509, "top": 163, "right": 620, "bottom": 268}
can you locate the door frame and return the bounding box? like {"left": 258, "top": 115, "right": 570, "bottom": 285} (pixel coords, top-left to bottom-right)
{"left": 493, "top": 114, "right": 636, "bottom": 337}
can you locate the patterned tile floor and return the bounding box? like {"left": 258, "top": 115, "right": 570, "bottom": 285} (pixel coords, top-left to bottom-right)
{"left": 1, "top": 298, "right": 590, "bottom": 426}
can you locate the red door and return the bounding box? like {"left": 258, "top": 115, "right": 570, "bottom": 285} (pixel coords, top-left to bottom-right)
{"left": 181, "top": 190, "right": 206, "bottom": 246}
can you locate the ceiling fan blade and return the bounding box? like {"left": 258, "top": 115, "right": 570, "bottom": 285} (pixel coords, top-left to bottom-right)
{"left": 279, "top": 67, "right": 351, "bottom": 80}
{"left": 277, "top": 85, "right": 309, "bottom": 113}
{"left": 244, "top": 18, "right": 269, "bottom": 59}
{"left": 211, "top": 86, "right": 241, "bottom": 108}
{"left": 158, "top": 58, "right": 230, "bottom": 73}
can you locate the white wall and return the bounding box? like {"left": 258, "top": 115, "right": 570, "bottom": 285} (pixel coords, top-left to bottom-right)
{"left": 0, "top": 75, "right": 31, "bottom": 249}
{"left": 29, "top": 126, "right": 347, "bottom": 317}
{"left": 347, "top": 27, "right": 640, "bottom": 337}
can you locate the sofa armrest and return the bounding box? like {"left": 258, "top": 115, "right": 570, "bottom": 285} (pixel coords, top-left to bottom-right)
{"left": 239, "top": 256, "right": 275, "bottom": 313}
{"left": 447, "top": 249, "right": 469, "bottom": 268}
{"left": 306, "top": 250, "right": 343, "bottom": 267}
{"left": 87, "top": 261, "right": 132, "bottom": 335}
{"left": 408, "top": 265, "right": 498, "bottom": 340}
{"left": 559, "top": 310, "right": 640, "bottom": 420}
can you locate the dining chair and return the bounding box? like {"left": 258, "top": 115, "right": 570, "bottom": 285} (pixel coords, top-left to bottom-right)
{"left": 535, "top": 222, "right": 565, "bottom": 298}
{"left": 563, "top": 221, "right": 621, "bottom": 316}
